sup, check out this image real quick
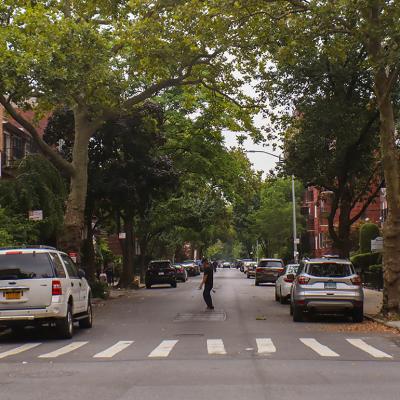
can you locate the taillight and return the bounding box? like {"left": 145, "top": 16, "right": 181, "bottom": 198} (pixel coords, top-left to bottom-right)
{"left": 277, "top": 268, "right": 284, "bottom": 274}
{"left": 297, "top": 276, "right": 310, "bottom": 285}
{"left": 52, "top": 280, "right": 62, "bottom": 295}
{"left": 284, "top": 276, "right": 294, "bottom": 283}
{"left": 351, "top": 275, "right": 362, "bottom": 286}
{"left": 256, "top": 268, "right": 263, "bottom": 273}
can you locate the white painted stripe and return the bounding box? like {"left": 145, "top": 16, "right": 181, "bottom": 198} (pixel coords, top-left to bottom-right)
{"left": 346, "top": 339, "right": 392, "bottom": 359}
{"left": 207, "top": 339, "right": 227, "bottom": 355}
{"left": 256, "top": 338, "right": 276, "bottom": 354}
{"left": 300, "top": 338, "right": 339, "bottom": 357}
{"left": 148, "top": 340, "right": 178, "bottom": 358}
{"left": 38, "top": 341, "right": 88, "bottom": 358}
{"left": 93, "top": 341, "right": 134, "bottom": 358}
{"left": 0, "top": 343, "right": 41, "bottom": 359}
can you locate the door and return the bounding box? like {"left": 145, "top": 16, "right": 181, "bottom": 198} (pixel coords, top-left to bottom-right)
{"left": 60, "top": 254, "right": 84, "bottom": 313}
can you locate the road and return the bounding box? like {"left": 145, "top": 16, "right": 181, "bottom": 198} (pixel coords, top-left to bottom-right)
{"left": 0, "top": 268, "right": 399, "bottom": 400}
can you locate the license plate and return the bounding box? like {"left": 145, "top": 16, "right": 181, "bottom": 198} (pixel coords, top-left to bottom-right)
{"left": 158, "top": 272, "right": 165, "bottom": 276}
{"left": 5, "top": 291, "right": 22, "bottom": 300}
{"left": 324, "top": 282, "right": 337, "bottom": 289}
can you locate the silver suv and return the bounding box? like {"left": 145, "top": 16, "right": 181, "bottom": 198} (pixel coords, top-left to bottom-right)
{"left": 0, "top": 246, "right": 92, "bottom": 338}
{"left": 290, "top": 257, "right": 363, "bottom": 322}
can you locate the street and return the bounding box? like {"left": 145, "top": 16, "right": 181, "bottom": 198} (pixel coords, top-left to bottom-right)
{"left": 0, "top": 268, "right": 399, "bottom": 400}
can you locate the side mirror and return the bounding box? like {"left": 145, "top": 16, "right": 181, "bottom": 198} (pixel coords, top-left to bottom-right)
{"left": 78, "top": 269, "right": 86, "bottom": 279}
{"left": 286, "top": 274, "right": 295, "bottom": 282}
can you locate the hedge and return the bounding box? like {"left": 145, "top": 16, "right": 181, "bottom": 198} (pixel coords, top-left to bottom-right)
{"left": 359, "top": 223, "right": 380, "bottom": 253}
{"left": 350, "top": 252, "right": 382, "bottom": 272}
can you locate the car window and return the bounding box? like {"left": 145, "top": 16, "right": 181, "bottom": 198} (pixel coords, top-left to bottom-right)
{"left": 49, "top": 253, "right": 66, "bottom": 278}
{"left": 258, "top": 260, "right": 283, "bottom": 268}
{"left": 149, "top": 262, "right": 170, "bottom": 269}
{"left": 61, "top": 255, "right": 79, "bottom": 278}
{"left": 0, "top": 253, "right": 54, "bottom": 279}
{"left": 307, "top": 263, "right": 353, "bottom": 277}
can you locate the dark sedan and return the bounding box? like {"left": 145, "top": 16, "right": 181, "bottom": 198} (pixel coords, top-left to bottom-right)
{"left": 145, "top": 260, "right": 177, "bottom": 288}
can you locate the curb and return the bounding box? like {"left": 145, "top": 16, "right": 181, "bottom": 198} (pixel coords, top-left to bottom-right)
{"left": 364, "top": 313, "right": 400, "bottom": 333}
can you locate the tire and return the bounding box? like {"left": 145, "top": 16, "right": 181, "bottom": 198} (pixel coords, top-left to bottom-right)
{"left": 171, "top": 281, "right": 177, "bottom": 288}
{"left": 146, "top": 283, "right": 151, "bottom": 289}
{"left": 352, "top": 307, "right": 364, "bottom": 323}
{"left": 275, "top": 289, "right": 279, "bottom": 301}
{"left": 279, "top": 289, "right": 286, "bottom": 304}
{"left": 292, "top": 305, "right": 304, "bottom": 322}
{"left": 79, "top": 298, "right": 93, "bottom": 329}
{"left": 247, "top": 274, "right": 251, "bottom": 279}
{"left": 290, "top": 302, "right": 293, "bottom": 316}
{"left": 57, "top": 304, "right": 74, "bottom": 339}
{"left": 255, "top": 281, "right": 260, "bottom": 286}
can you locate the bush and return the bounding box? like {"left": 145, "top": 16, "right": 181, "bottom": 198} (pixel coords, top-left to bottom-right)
{"left": 359, "top": 223, "right": 380, "bottom": 253}
{"left": 90, "top": 281, "right": 110, "bottom": 299}
{"left": 351, "top": 252, "right": 382, "bottom": 272}
{"left": 369, "top": 264, "right": 383, "bottom": 273}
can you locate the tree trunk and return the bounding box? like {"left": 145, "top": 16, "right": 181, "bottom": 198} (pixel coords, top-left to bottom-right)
{"left": 119, "top": 215, "right": 135, "bottom": 288}
{"left": 58, "top": 109, "right": 99, "bottom": 256}
{"left": 376, "top": 78, "right": 400, "bottom": 315}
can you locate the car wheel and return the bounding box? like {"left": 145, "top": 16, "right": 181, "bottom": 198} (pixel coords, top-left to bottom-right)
{"left": 290, "top": 302, "right": 293, "bottom": 315}
{"left": 292, "top": 305, "right": 304, "bottom": 322}
{"left": 57, "top": 304, "right": 74, "bottom": 339}
{"left": 279, "top": 289, "right": 286, "bottom": 304}
{"left": 255, "top": 281, "right": 260, "bottom": 286}
{"left": 79, "top": 298, "right": 93, "bottom": 329}
{"left": 146, "top": 283, "right": 151, "bottom": 289}
{"left": 275, "top": 289, "right": 279, "bottom": 301}
{"left": 247, "top": 274, "right": 251, "bottom": 279}
{"left": 352, "top": 307, "right": 364, "bottom": 323}
{"left": 171, "top": 281, "right": 177, "bottom": 288}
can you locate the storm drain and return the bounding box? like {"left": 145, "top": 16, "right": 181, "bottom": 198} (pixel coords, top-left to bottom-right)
{"left": 174, "top": 310, "right": 226, "bottom": 322}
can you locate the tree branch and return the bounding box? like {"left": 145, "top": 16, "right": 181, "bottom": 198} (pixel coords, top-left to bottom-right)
{"left": 0, "top": 95, "right": 75, "bottom": 177}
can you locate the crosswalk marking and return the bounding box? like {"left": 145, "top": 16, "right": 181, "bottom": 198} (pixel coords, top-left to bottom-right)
{"left": 300, "top": 338, "right": 340, "bottom": 357}
{"left": 207, "top": 339, "right": 226, "bottom": 355}
{"left": 256, "top": 338, "right": 276, "bottom": 354}
{"left": 346, "top": 339, "right": 393, "bottom": 359}
{"left": 148, "top": 340, "right": 178, "bottom": 358}
{"left": 38, "top": 341, "right": 88, "bottom": 358}
{"left": 93, "top": 341, "right": 134, "bottom": 358}
{"left": 0, "top": 343, "right": 41, "bottom": 359}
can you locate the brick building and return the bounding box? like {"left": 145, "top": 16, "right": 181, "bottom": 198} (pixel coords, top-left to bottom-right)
{"left": 301, "top": 186, "right": 387, "bottom": 257}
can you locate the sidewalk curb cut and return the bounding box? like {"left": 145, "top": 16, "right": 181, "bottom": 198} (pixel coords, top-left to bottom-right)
{"left": 364, "top": 313, "right": 400, "bottom": 333}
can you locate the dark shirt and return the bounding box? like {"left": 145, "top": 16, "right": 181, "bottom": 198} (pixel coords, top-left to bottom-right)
{"left": 204, "top": 265, "right": 214, "bottom": 288}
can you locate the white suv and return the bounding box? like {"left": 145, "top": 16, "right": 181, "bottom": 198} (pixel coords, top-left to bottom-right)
{"left": 0, "top": 246, "right": 92, "bottom": 338}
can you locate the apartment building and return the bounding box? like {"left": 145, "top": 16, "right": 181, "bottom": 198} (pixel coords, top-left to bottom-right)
{"left": 301, "top": 186, "right": 385, "bottom": 257}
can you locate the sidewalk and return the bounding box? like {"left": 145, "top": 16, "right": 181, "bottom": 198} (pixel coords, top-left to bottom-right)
{"left": 364, "top": 287, "right": 400, "bottom": 330}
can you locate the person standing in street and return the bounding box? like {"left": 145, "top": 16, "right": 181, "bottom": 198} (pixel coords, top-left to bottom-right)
{"left": 199, "top": 258, "right": 214, "bottom": 310}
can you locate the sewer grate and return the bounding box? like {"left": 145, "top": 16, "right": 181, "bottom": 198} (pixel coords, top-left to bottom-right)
{"left": 174, "top": 310, "right": 226, "bottom": 322}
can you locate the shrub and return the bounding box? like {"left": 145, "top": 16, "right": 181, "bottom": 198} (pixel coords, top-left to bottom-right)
{"left": 369, "top": 264, "right": 383, "bottom": 273}
{"left": 90, "top": 281, "right": 110, "bottom": 299}
{"left": 350, "top": 252, "right": 382, "bottom": 272}
{"left": 359, "top": 223, "right": 380, "bottom": 253}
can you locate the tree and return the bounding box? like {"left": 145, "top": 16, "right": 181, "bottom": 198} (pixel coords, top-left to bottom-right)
{"left": 248, "top": 178, "right": 305, "bottom": 262}
{"left": 231, "top": 0, "right": 400, "bottom": 314}
{"left": 0, "top": 1, "right": 258, "bottom": 254}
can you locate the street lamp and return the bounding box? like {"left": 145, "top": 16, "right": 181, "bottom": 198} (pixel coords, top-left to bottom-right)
{"left": 246, "top": 150, "right": 299, "bottom": 263}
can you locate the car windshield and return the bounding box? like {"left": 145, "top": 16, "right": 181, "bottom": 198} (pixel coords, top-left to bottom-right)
{"left": 0, "top": 253, "right": 54, "bottom": 280}
{"left": 307, "top": 263, "right": 353, "bottom": 277}
{"left": 149, "top": 262, "right": 170, "bottom": 269}
{"left": 258, "top": 260, "right": 283, "bottom": 268}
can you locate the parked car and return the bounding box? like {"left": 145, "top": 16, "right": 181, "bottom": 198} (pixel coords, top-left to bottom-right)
{"left": 222, "top": 262, "right": 231, "bottom": 268}
{"left": 182, "top": 261, "right": 198, "bottom": 276}
{"left": 243, "top": 260, "right": 255, "bottom": 274}
{"left": 290, "top": 257, "right": 363, "bottom": 322}
{"left": 240, "top": 259, "right": 253, "bottom": 272}
{"left": 246, "top": 262, "right": 258, "bottom": 278}
{"left": 0, "top": 246, "right": 92, "bottom": 339}
{"left": 174, "top": 264, "right": 188, "bottom": 282}
{"left": 275, "top": 264, "right": 299, "bottom": 303}
{"left": 255, "top": 258, "right": 284, "bottom": 286}
{"left": 145, "top": 260, "right": 177, "bottom": 288}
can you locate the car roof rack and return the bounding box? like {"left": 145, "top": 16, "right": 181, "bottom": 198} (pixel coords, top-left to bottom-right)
{"left": 0, "top": 245, "right": 57, "bottom": 251}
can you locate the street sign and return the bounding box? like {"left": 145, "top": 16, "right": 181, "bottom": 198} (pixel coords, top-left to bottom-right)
{"left": 68, "top": 252, "right": 78, "bottom": 263}
{"left": 371, "top": 237, "right": 384, "bottom": 252}
{"left": 294, "top": 238, "right": 300, "bottom": 244}
{"left": 28, "top": 210, "right": 43, "bottom": 221}
{"left": 118, "top": 232, "right": 126, "bottom": 239}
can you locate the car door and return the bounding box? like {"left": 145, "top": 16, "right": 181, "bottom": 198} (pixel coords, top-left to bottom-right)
{"left": 60, "top": 254, "right": 83, "bottom": 313}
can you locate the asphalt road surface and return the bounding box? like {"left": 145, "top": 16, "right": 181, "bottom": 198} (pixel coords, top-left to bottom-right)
{"left": 0, "top": 268, "right": 399, "bottom": 400}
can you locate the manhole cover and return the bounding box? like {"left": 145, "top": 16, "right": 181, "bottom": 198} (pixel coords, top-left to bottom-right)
{"left": 174, "top": 310, "right": 226, "bottom": 322}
